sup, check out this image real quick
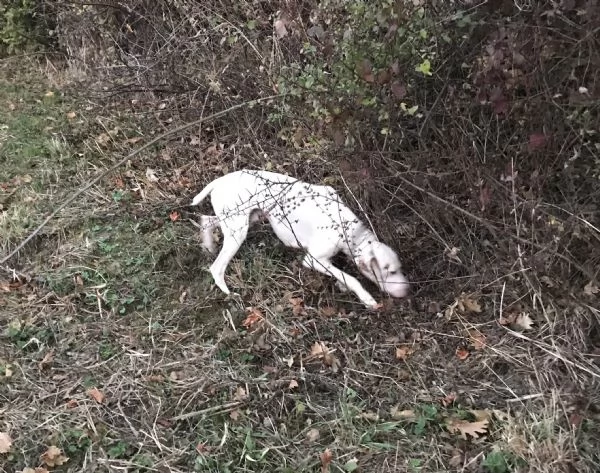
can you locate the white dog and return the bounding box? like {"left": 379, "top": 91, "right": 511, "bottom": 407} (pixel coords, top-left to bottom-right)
{"left": 190, "top": 169, "right": 409, "bottom": 308}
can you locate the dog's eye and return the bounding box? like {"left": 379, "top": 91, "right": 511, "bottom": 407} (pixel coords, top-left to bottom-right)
{"left": 389, "top": 270, "right": 397, "bottom": 275}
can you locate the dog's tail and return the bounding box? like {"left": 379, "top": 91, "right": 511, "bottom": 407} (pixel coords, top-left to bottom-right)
{"left": 190, "top": 180, "right": 216, "bottom": 207}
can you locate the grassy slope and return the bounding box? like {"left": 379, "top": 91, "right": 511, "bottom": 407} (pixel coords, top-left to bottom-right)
{"left": 1, "top": 61, "right": 599, "bottom": 473}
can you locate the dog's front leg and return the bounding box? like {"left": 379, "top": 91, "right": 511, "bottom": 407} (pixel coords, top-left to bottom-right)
{"left": 302, "top": 254, "right": 378, "bottom": 308}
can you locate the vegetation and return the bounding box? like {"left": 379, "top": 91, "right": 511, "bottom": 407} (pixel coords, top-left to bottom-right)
{"left": 1, "top": 1, "right": 599, "bottom": 472}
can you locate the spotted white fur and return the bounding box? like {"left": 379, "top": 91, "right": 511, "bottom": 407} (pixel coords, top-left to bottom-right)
{"left": 190, "top": 169, "right": 409, "bottom": 308}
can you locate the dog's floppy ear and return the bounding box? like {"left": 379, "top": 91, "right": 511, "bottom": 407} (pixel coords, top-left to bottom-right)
{"left": 369, "top": 257, "right": 382, "bottom": 278}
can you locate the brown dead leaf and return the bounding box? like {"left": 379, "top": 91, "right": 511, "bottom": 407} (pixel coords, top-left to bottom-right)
{"left": 288, "top": 379, "right": 299, "bottom": 390}
{"left": 242, "top": 307, "right": 264, "bottom": 329}
{"left": 390, "top": 406, "right": 417, "bottom": 421}
{"left": 289, "top": 297, "right": 306, "bottom": 316}
{"left": 229, "top": 409, "right": 241, "bottom": 421}
{"left": 310, "top": 342, "right": 329, "bottom": 357}
{"left": 395, "top": 345, "right": 416, "bottom": 360}
{"left": 40, "top": 445, "right": 68, "bottom": 467}
{"left": 274, "top": 19, "right": 288, "bottom": 38}
{"left": 440, "top": 393, "right": 457, "bottom": 407}
{"left": 66, "top": 111, "right": 76, "bottom": 119}
{"left": 233, "top": 386, "right": 248, "bottom": 401}
{"left": 0, "top": 432, "right": 12, "bottom": 453}
{"left": 584, "top": 281, "right": 599, "bottom": 296}
{"left": 320, "top": 306, "right": 338, "bottom": 317}
{"left": 66, "top": 399, "right": 78, "bottom": 408}
{"left": 527, "top": 132, "right": 548, "bottom": 152}
{"left": 457, "top": 293, "right": 482, "bottom": 313}
{"left": 22, "top": 468, "right": 50, "bottom": 473}
{"left": 306, "top": 428, "right": 320, "bottom": 442}
{"left": 514, "top": 313, "right": 534, "bottom": 331}
{"left": 320, "top": 448, "right": 333, "bottom": 473}
{"left": 86, "top": 387, "right": 105, "bottom": 404}
{"left": 468, "top": 330, "right": 486, "bottom": 350}
{"left": 446, "top": 418, "right": 489, "bottom": 439}
{"left": 39, "top": 350, "right": 54, "bottom": 369}
{"left": 391, "top": 81, "right": 407, "bottom": 99}
{"left": 456, "top": 347, "right": 470, "bottom": 361}
{"left": 169, "top": 211, "right": 180, "bottom": 222}
{"left": 356, "top": 58, "right": 375, "bottom": 83}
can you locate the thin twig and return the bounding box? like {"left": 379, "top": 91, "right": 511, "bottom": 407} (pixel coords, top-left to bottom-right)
{"left": 395, "top": 174, "right": 596, "bottom": 283}
{"left": 0, "top": 94, "right": 284, "bottom": 271}
{"left": 171, "top": 401, "right": 242, "bottom": 421}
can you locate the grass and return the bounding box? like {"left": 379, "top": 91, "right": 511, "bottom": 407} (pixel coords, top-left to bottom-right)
{"left": 1, "top": 58, "right": 599, "bottom": 473}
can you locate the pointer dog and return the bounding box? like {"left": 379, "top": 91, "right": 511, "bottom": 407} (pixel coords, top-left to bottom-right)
{"left": 190, "top": 169, "right": 409, "bottom": 308}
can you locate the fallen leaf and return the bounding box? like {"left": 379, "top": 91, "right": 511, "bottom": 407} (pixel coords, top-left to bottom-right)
{"left": 2, "top": 364, "right": 13, "bottom": 378}
{"left": 320, "top": 306, "right": 338, "bottom": 317}
{"left": 39, "top": 350, "right": 54, "bottom": 369}
{"left": 126, "top": 136, "right": 142, "bottom": 144}
{"left": 233, "top": 386, "right": 248, "bottom": 401}
{"left": 310, "top": 342, "right": 329, "bottom": 357}
{"left": 456, "top": 347, "right": 470, "bottom": 360}
{"left": 306, "top": 428, "right": 320, "bottom": 442}
{"left": 289, "top": 297, "right": 306, "bottom": 316}
{"left": 229, "top": 409, "right": 241, "bottom": 421}
{"left": 395, "top": 345, "right": 416, "bottom": 360}
{"left": 242, "top": 307, "right": 263, "bottom": 329}
{"left": 86, "top": 387, "right": 105, "bottom": 404}
{"left": 40, "top": 446, "right": 68, "bottom": 467}
{"left": 446, "top": 418, "right": 489, "bottom": 439}
{"left": 584, "top": 281, "right": 599, "bottom": 296}
{"left": 195, "top": 442, "right": 209, "bottom": 454}
{"left": 390, "top": 407, "right": 417, "bottom": 421}
{"left": 479, "top": 185, "right": 492, "bottom": 211}
{"left": 288, "top": 379, "right": 299, "bottom": 389}
{"left": 528, "top": 133, "right": 547, "bottom": 152}
{"left": 514, "top": 313, "right": 534, "bottom": 331}
{"left": 66, "top": 399, "right": 78, "bottom": 408}
{"left": 66, "top": 111, "right": 76, "bottom": 119}
{"left": 440, "top": 393, "right": 457, "bottom": 407}
{"left": 113, "top": 176, "right": 125, "bottom": 189}
{"left": 44, "top": 90, "right": 54, "bottom": 97}
{"left": 391, "top": 81, "right": 407, "bottom": 99}
{"left": 169, "top": 211, "right": 180, "bottom": 222}
{"left": 468, "top": 330, "right": 486, "bottom": 350}
{"left": 21, "top": 469, "right": 50, "bottom": 473}
{"left": 356, "top": 58, "right": 375, "bottom": 83}
{"left": 145, "top": 167, "right": 159, "bottom": 183}
{"left": 274, "top": 19, "right": 288, "bottom": 38}
{"left": 0, "top": 432, "right": 12, "bottom": 453}
{"left": 320, "top": 448, "right": 333, "bottom": 473}
{"left": 457, "top": 293, "right": 482, "bottom": 313}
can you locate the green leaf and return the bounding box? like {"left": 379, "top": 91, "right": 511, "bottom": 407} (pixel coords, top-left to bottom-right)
{"left": 344, "top": 459, "right": 359, "bottom": 472}
{"left": 415, "top": 59, "right": 432, "bottom": 76}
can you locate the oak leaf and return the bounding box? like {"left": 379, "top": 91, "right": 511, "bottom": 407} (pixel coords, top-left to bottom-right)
{"left": 446, "top": 418, "right": 489, "bottom": 439}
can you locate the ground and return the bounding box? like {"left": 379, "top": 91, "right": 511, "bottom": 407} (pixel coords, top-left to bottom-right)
{"left": 0, "top": 56, "right": 599, "bottom": 473}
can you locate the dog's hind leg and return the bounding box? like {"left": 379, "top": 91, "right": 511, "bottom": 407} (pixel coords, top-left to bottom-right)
{"left": 200, "top": 215, "right": 221, "bottom": 254}
{"left": 208, "top": 215, "right": 249, "bottom": 295}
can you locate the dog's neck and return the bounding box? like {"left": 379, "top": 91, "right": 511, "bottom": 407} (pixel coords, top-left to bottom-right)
{"left": 345, "top": 222, "right": 377, "bottom": 259}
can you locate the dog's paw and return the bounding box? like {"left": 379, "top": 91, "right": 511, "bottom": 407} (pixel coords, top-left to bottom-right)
{"left": 367, "top": 302, "right": 384, "bottom": 311}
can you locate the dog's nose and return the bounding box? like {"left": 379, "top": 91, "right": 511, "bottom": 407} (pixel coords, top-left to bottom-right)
{"left": 387, "top": 279, "right": 410, "bottom": 298}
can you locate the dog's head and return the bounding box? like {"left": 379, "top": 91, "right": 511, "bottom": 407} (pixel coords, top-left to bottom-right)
{"left": 356, "top": 242, "right": 410, "bottom": 298}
